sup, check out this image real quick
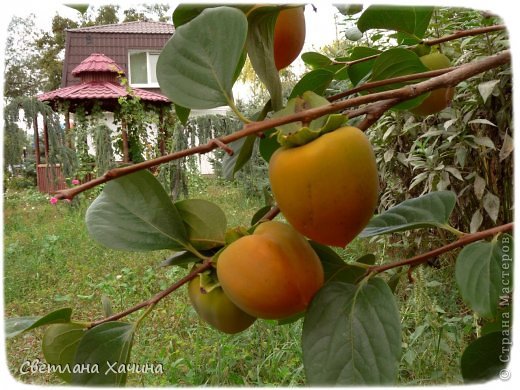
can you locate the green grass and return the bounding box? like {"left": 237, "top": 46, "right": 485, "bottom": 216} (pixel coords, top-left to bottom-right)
{"left": 3, "top": 176, "right": 475, "bottom": 386}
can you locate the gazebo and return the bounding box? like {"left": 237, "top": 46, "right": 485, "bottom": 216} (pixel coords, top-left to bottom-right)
{"left": 36, "top": 53, "right": 171, "bottom": 192}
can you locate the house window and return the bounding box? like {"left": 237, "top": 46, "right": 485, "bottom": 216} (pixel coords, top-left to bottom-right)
{"left": 129, "top": 51, "right": 160, "bottom": 87}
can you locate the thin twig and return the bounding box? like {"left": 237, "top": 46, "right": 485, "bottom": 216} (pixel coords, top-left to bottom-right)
{"left": 328, "top": 67, "right": 455, "bottom": 102}
{"left": 332, "top": 24, "right": 506, "bottom": 68}
{"left": 423, "top": 24, "right": 506, "bottom": 46}
{"left": 54, "top": 50, "right": 510, "bottom": 201}
{"left": 88, "top": 260, "right": 213, "bottom": 328}
{"left": 367, "top": 222, "right": 513, "bottom": 274}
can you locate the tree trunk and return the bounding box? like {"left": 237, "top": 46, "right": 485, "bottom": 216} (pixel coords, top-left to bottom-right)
{"left": 43, "top": 114, "right": 50, "bottom": 164}
{"left": 33, "top": 115, "right": 40, "bottom": 165}
{"left": 121, "top": 119, "right": 130, "bottom": 163}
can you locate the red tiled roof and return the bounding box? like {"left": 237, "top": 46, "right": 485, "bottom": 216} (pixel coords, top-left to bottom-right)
{"left": 37, "top": 81, "right": 169, "bottom": 103}
{"left": 72, "top": 53, "right": 123, "bottom": 76}
{"left": 67, "top": 21, "right": 174, "bottom": 34}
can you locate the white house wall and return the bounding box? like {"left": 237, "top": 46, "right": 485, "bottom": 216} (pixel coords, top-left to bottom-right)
{"left": 70, "top": 111, "right": 219, "bottom": 175}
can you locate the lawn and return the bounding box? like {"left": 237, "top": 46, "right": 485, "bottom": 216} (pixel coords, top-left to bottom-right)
{"left": 4, "top": 175, "right": 472, "bottom": 385}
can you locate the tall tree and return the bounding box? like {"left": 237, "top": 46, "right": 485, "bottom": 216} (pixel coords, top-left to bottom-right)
{"left": 34, "top": 15, "right": 79, "bottom": 92}
{"left": 3, "top": 15, "right": 42, "bottom": 100}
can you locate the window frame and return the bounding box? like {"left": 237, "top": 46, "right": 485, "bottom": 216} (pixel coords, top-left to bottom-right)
{"left": 128, "top": 50, "right": 161, "bottom": 88}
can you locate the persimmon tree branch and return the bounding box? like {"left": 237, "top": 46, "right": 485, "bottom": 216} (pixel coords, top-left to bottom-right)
{"left": 88, "top": 259, "right": 213, "bottom": 328}
{"left": 367, "top": 222, "right": 513, "bottom": 275}
{"left": 333, "top": 24, "right": 506, "bottom": 67}
{"left": 328, "top": 67, "right": 455, "bottom": 102}
{"left": 422, "top": 24, "right": 506, "bottom": 46}
{"left": 54, "top": 49, "right": 510, "bottom": 201}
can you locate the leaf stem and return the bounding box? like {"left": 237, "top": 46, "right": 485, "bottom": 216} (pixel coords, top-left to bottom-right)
{"left": 227, "top": 97, "right": 252, "bottom": 124}
{"left": 133, "top": 302, "right": 156, "bottom": 331}
{"left": 439, "top": 223, "right": 466, "bottom": 237}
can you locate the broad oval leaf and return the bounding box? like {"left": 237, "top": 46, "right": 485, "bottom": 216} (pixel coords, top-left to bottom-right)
{"left": 175, "top": 199, "right": 227, "bottom": 250}
{"left": 371, "top": 48, "right": 429, "bottom": 82}
{"left": 360, "top": 191, "right": 456, "bottom": 237}
{"left": 455, "top": 234, "right": 513, "bottom": 318}
{"left": 43, "top": 323, "right": 87, "bottom": 383}
{"left": 310, "top": 241, "right": 374, "bottom": 284}
{"left": 5, "top": 307, "right": 72, "bottom": 338}
{"left": 357, "top": 5, "right": 433, "bottom": 40}
{"left": 223, "top": 135, "right": 257, "bottom": 179}
{"left": 246, "top": 6, "right": 283, "bottom": 110}
{"left": 259, "top": 129, "right": 280, "bottom": 163}
{"left": 303, "top": 279, "right": 401, "bottom": 385}
{"left": 301, "top": 52, "right": 332, "bottom": 69}
{"left": 347, "top": 46, "right": 381, "bottom": 86}
{"left": 72, "top": 322, "right": 134, "bottom": 386}
{"left": 160, "top": 251, "right": 206, "bottom": 267}
{"left": 157, "top": 7, "right": 247, "bottom": 109}
{"left": 289, "top": 69, "right": 334, "bottom": 99}
{"left": 461, "top": 331, "right": 509, "bottom": 383}
{"left": 370, "top": 48, "right": 430, "bottom": 110}
{"left": 86, "top": 170, "right": 189, "bottom": 251}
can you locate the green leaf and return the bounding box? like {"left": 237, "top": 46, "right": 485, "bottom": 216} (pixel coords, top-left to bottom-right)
{"left": 310, "top": 242, "right": 374, "bottom": 284}
{"left": 172, "top": 4, "right": 213, "bottom": 28}
{"left": 357, "top": 5, "right": 433, "bottom": 40}
{"left": 461, "top": 331, "right": 509, "bottom": 383}
{"left": 172, "top": 4, "right": 253, "bottom": 28}
{"left": 174, "top": 104, "right": 191, "bottom": 125}
{"left": 301, "top": 52, "right": 333, "bottom": 69}
{"left": 160, "top": 251, "right": 204, "bottom": 267}
{"left": 360, "top": 191, "right": 457, "bottom": 237}
{"left": 5, "top": 307, "right": 72, "bottom": 338}
{"left": 289, "top": 69, "right": 335, "bottom": 99}
{"left": 371, "top": 48, "right": 429, "bottom": 82}
{"left": 303, "top": 279, "right": 401, "bottom": 385}
{"left": 259, "top": 129, "right": 280, "bottom": 162}
{"left": 455, "top": 234, "right": 513, "bottom": 318}
{"left": 222, "top": 135, "right": 257, "bottom": 179}
{"left": 175, "top": 199, "right": 227, "bottom": 250}
{"left": 42, "top": 323, "right": 87, "bottom": 383}
{"left": 347, "top": 46, "right": 381, "bottom": 86}
{"left": 250, "top": 205, "right": 272, "bottom": 226}
{"left": 86, "top": 170, "right": 189, "bottom": 251}
{"left": 65, "top": 4, "right": 89, "bottom": 15}
{"left": 370, "top": 48, "right": 430, "bottom": 109}
{"left": 246, "top": 6, "right": 283, "bottom": 110}
{"left": 157, "top": 7, "right": 247, "bottom": 109}
{"left": 72, "top": 322, "right": 134, "bottom": 386}
{"left": 223, "top": 100, "right": 272, "bottom": 177}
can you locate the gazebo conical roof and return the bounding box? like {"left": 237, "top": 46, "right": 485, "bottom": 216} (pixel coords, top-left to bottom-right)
{"left": 37, "top": 53, "right": 169, "bottom": 111}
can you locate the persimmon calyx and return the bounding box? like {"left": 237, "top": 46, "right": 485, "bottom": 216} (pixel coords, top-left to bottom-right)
{"left": 198, "top": 270, "right": 221, "bottom": 294}
{"left": 272, "top": 91, "right": 347, "bottom": 147}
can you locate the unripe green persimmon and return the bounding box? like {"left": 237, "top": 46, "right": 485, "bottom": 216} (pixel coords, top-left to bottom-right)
{"left": 273, "top": 7, "right": 306, "bottom": 70}
{"left": 188, "top": 274, "right": 256, "bottom": 334}
{"left": 217, "top": 221, "right": 324, "bottom": 320}
{"left": 269, "top": 126, "right": 379, "bottom": 247}
{"left": 411, "top": 52, "right": 455, "bottom": 116}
